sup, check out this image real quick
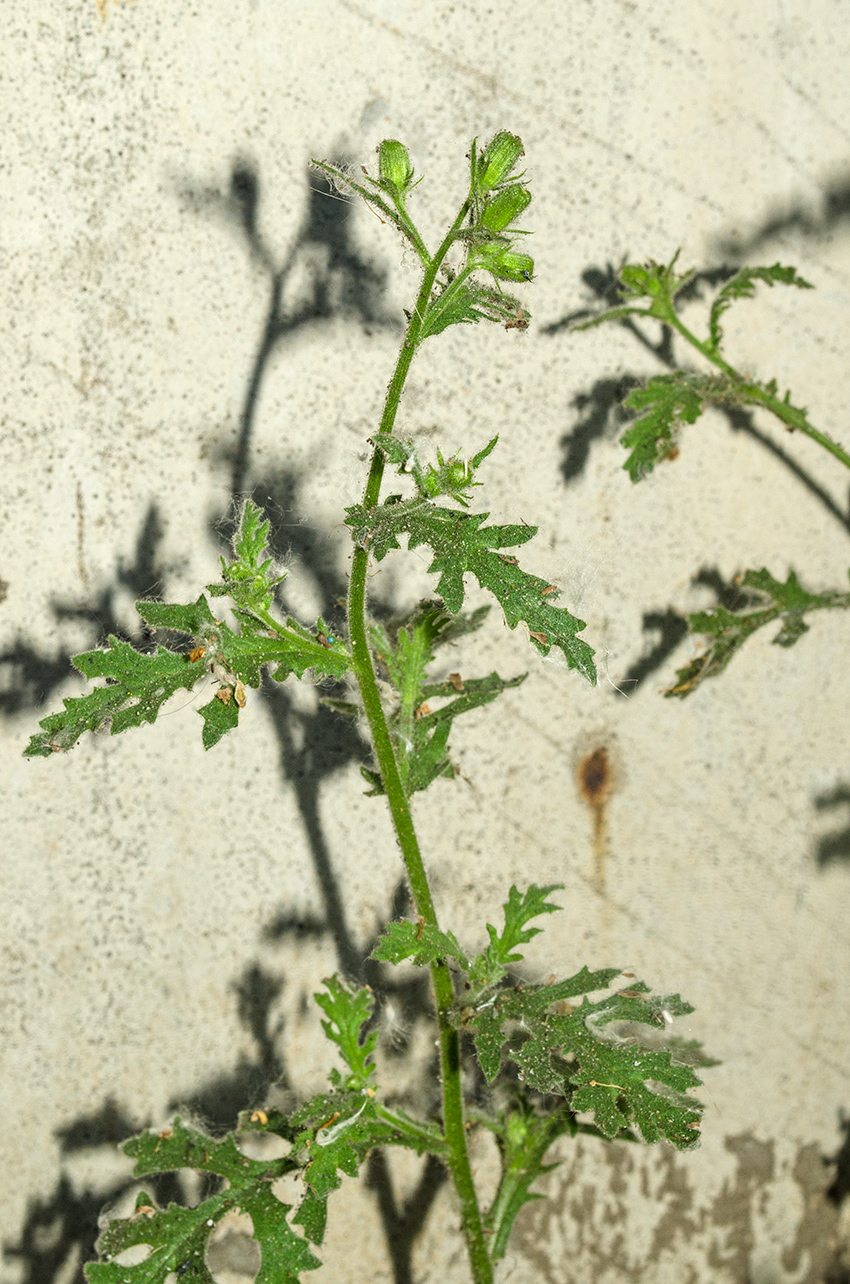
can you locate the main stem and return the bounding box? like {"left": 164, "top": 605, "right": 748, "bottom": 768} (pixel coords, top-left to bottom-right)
{"left": 347, "top": 200, "right": 494, "bottom": 1284}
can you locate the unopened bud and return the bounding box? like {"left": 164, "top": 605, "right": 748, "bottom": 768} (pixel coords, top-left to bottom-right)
{"left": 472, "top": 244, "right": 534, "bottom": 282}
{"left": 378, "top": 139, "right": 414, "bottom": 194}
{"left": 620, "top": 264, "right": 661, "bottom": 297}
{"left": 481, "top": 184, "right": 531, "bottom": 232}
{"left": 478, "top": 132, "right": 524, "bottom": 191}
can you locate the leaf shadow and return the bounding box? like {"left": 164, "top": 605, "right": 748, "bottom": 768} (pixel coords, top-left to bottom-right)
{"left": 614, "top": 567, "right": 763, "bottom": 696}
{"left": 714, "top": 166, "right": 850, "bottom": 260}
{"left": 814, "top": 785, "right": 850, "bottom": 867}
{"left": 4, "top": 154, "right": 440, "bottom": 1284}
{"left": 545, "top": 226, "right": 850, "bottom": 695}
{"left": 0, "top": 502, "right": 168, "bottom": 717}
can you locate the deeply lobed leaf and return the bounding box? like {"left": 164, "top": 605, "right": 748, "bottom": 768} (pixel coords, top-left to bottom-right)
{"left": 667, "top": 567, "right": 850, "bottom": 697}
{"left": 372, "top": 920, "right": 469, "bottom": 968}
{"left": 364, "top": 601, "right": 525, "bottom": 797}
{"left": 346, "top": 498, "right": 595, "bottom": 681}
{"left": 620, "top": 373, "right": 713, "bottom": 480}
{"left": 468, "top": 884, "right": 564, "bottom": 992}
{"left": 313, "top": 977, "right": 377, "bottom": 1090}
{"left": 209, "top": 500, "right": 287, "bottom": 618}
{"left": 25, "top": 596, "right": 349, "bottom": 757}
{"left": 708, "top": 263, "right": 813, "bottom": 353}
{"left": 419, "top": 276, "right": 529, "bottom": 339}
{"left": 86, "top": 1119, "right": 319, "bottom": 1284}
{"left": 463, "top": 978, "right": 704, "bottom": 1150}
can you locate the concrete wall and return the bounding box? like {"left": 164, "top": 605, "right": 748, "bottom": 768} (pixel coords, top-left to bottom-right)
{"left": 3, "top": 2, "right": 850, "bottom": 1281}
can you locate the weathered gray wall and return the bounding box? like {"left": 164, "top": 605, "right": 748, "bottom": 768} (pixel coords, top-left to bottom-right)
{"left": 3, "top": 2, "right": 850, "bottom": 1281}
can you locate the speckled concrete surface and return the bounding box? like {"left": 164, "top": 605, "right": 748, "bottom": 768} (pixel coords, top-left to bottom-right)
{"left": 3, "top": 3, "right": 850, "bottom": 1281}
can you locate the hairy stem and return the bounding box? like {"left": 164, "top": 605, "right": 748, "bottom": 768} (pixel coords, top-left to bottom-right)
{"left": 347, "top": 193, "right": 494, "bottom": 1284}
{"left": 665, "top": 308, "right": 850, "bottom": 474}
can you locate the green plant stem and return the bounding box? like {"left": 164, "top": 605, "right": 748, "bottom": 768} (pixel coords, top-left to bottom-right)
{"left": 347, "top": 191, "right": 494, "bottom": 1284}
{"left": 361, "top": 196, "right": 471, "bottom": 509}
{"left": 486, "top": 1121, "right": 559, "bottom": 1262}
{"left": 372, "top": 1102, "right": 450, "bottom": 1159}
{"left": 665, "top": 308, "right": 850, "bottom": 474}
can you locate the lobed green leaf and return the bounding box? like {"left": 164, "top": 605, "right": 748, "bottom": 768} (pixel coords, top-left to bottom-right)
{"left": 25, "top": 589, "right": 349, "bottom": 758}
{"left": 313, "top": 977, "right": 377, "bottom": 1091}
{"left": 86, "top": 1119, "right": 319, "bottom": 1284}
{"left": 619, "top": 373, "right": 713, "bottom": 481}
{"left": 24, "top": 639, "right": 209, "bottom": 758}
{"left": 365, "top": 601, "right": 525, "bottom": 797}
{"left": 462, "top": 978, "right": 704, "bottom": 1150}
{"left": 209, "top": 500, "right": 287, "bottom": 618}
{"left": 419, "top": 276, "right": 528, "bottom": 339}
{"left": 372, "top": 920, "right": 469, "bottom": 968}
{"left": 346, "top": 498, "right": 595, "bottom": 682}
{"left": 708, "top": 263, "right": 813, "bottom": 354}
{"left": 667, "top": 567, "right": 850, "bottom": 697}
{"left": 468, "top": 884, "right": 564, "bottom": 992}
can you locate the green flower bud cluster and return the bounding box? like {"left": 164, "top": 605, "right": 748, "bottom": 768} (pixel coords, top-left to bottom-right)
{"left": 468, "top": 132, "right": 533, "bottom": 284}
{"left": 620, "top": 264, "right": 663, "bottom": 297}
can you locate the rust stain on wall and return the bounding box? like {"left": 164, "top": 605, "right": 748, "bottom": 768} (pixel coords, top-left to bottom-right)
{"left": 95, "top": 0, "right": 135, "bottom": 19}
{"left": 577, "top": 744, "right": 615, "bottom": 895}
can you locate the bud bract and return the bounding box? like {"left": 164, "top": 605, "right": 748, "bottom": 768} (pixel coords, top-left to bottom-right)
{"left": 478, "top": 132, "right": 524, "bottom": 191}
{"left": 378, "top": 139, "right": 414, "bottom": 194}
{"left": 481, "top": 184, "right": 532, "bottom": 232}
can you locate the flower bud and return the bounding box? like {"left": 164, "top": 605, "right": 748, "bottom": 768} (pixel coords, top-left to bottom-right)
{"left": 478, "top": 132, "right": 524, "bottom": 191}
{"left": 481, "top": 184, "right": 532, "bottom": 232}
{"left": 472, "top": 244, "right": 534, "bottom": 282}
{"left": 378, "top": 139, "right": 414, "bottom": 194}
{"left": 620, "top": 264, "right": 661, "bottom": 297}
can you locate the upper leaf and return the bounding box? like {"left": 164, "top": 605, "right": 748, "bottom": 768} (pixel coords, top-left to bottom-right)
{"left": 313, "top": 977, "right": 377, "bottom": 1091}
{"left": 708, "top": 263, "right": 813, "bottom": 354}
{"left": 345, "top": 498, "right": 595, "bottom": 682}
{"left": 371, "top": 432, "right": 498, "bottom": 506}
{"left": 619, "top": 253, "right": 695, "bottom": 305}
{"left": 468, "top": 884, "right": 564, "bottom": 993}
{"left": 208, "top": 499, "right": 287, "bottom": 619}
{"left": 418, "top": 275, "right": 529, "bottom": 340}
{"left": 572, "top": 253, "right": 694, "bottom": 331}
{"left": 666, "top": 567, "right": 850, "bottom": 698}
{"left": 371, "top": 884, "right": 561, "bottom": 988}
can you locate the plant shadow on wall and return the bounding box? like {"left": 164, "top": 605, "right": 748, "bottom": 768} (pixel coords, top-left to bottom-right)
{"left": 544, "top": 162, "right": 850, "bottom": 701}
{"left": 4, "top": 157, "right": 445, "bottom": 1284}
{"left": 545, "top": 166, "right": 850, "bottom": 883}
{"left": 5, "top": 135, "right": 850, "bottom": 1284}
{"left": 529, "top": 172, "right": 850, "bottom": 1280}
